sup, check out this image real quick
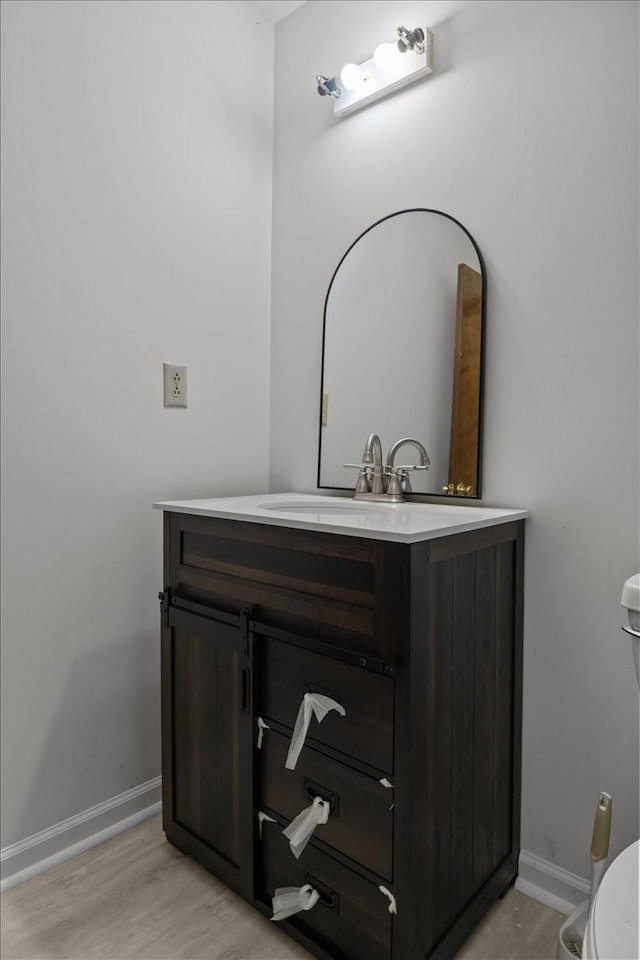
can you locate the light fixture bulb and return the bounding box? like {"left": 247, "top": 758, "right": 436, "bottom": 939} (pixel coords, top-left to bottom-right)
{"left": 373, "top": 42, "right": 401, "bottom": 73}
{"left": 340, "top": 63, "right": 364, "bottom": 91}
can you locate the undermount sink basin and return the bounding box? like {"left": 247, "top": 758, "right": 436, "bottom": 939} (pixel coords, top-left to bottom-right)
{"left": 257, "top": 500, "right": 386, "bottom": 515}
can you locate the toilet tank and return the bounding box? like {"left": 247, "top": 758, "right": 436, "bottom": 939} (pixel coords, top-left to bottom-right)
{"left": 621, "top": 574, "right": 640, "bottom": 686}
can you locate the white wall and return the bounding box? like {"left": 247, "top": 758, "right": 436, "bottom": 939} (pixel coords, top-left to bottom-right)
{"left": 0, "top": 0, "right": 273, "bottom": 848}
{"left": 270, "top": 0, "right": 639, "bottom": 881}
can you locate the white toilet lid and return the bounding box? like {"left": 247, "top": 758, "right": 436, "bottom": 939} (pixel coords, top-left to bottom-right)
{"left": 584, "top": 840, "right": 639, "bottom": 960}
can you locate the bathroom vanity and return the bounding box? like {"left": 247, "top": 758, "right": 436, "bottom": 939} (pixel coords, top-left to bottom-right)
{"left": 155, "top": 493, "right": 527, "bottom": 960}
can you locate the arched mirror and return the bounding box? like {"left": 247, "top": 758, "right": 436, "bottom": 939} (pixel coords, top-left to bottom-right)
{"left": 317, "top": 208, "right": 485, "bottom": 498}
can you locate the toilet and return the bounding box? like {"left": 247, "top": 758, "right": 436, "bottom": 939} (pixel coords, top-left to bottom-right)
{"left": 581, "top": 574, "right": 640, "bottom": 960}
{"left": 582, "top": 839, "right": 638, "bottom": 959}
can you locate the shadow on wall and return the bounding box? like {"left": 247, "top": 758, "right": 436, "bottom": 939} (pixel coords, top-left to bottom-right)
{"left": 431, "top": 2, "right": 508, "bottom": 71}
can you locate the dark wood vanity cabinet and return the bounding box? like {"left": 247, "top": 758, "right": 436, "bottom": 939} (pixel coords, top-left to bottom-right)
{"left": 160, "top": 510, "right": 524, "bottom": 960}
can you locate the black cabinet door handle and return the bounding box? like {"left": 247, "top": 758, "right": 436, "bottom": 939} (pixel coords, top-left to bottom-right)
{"left": 241, "top": 668, "right": 251, "bottom": 714}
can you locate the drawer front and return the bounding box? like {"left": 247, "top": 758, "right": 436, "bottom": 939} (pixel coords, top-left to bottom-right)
{"left": 258, "top": 826, "right": 392, "bottom": 960}
{"left": 169, "top": 513, "right": 386, "bottom": 654}
{"left": 260, "top": 729, "right": 393, "bottom": 880}
{"left": 259, "top": 635, "right": 394, "bottom": 774}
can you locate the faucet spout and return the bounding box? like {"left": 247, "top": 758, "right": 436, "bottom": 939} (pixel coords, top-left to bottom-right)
{"left": 362, "top": 433, "right": 383, "bottom": 467}
{"left": 386, "top": 438, "right": 431, "bottom": 469}
{"left": 362, "top": 433, "right": 385, "bottom": 494}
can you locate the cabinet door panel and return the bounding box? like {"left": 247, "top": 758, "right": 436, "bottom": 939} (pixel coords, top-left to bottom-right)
{"left": 164, "top": 607, "right": 253, "bottom": 896}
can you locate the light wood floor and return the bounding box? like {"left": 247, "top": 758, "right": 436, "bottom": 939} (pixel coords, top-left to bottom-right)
{"left": 1, "top": 815, "right": 565, "bottom": 960}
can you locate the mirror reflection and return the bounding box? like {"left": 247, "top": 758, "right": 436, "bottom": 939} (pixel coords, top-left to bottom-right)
{"left": 318, "top": 209, "right": 484, "bottom": 497}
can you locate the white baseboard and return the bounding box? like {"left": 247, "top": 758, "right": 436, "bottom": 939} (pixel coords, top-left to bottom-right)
{"left": 0, "top": 776, "right": 162, "bottom": 893}
{"left": 516, "top": 849, "right": 590, "bottom": 916}
{"left": 1, "top": 790, "right": 589, "bottom": 916}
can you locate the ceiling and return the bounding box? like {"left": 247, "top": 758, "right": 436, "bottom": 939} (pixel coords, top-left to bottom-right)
{"left": 247, "top": 1, "right": 307, "bottom": 23}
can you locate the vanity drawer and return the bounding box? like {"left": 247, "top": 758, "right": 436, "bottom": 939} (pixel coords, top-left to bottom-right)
{"left": 259, "top": 635, "right": 394, "bottom": 774}
{"left": 168, "top": 513, "right": 386, "bottom": 652}
{"left": 258, "top": 826, "right": 392, "bottom": 960}
{"left": 260, "top": 729, "right": 393, "bottom": 880}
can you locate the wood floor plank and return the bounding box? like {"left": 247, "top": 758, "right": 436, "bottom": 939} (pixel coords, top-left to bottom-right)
{"left": 1, "top": 815, "right": 565, "bottom": 960}
{"left": 453, "top": 889, "right": 566, "bottom": 960}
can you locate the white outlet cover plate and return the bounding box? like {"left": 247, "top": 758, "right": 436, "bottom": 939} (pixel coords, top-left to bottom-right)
{"left": 163, "top": 363, "right": 187, "bottom": 408}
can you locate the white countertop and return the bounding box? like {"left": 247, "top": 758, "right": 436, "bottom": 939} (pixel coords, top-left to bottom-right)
{"left": 153, "top": 493, "right": 529, "bottom": 543}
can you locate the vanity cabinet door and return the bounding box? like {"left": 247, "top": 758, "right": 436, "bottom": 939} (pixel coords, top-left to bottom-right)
{"left": 161, "top": 604, "right": 254, "bottom": 899}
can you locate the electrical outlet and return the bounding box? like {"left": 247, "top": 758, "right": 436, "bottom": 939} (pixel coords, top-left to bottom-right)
{"left": 163, "top": 363, "right": 187, "bottom": 408}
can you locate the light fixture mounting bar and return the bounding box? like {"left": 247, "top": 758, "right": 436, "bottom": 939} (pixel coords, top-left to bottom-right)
{"left": 334, "top": 28, "right": 434, "bottom": 119}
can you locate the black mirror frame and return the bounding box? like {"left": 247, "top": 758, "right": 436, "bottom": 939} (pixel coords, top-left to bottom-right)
{"left": 317, "top": 207, "right": 487, "bottom": 499}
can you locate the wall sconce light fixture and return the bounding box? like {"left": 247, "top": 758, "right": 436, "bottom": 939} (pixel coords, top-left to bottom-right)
{"left": 316, "top": 26, "right": 433, "bottom": 119}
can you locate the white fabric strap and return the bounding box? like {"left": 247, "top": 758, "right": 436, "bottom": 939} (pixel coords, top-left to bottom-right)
{"left": 257, "top": 716, "right": 270, "bottom": 750}
{"left": 271, "top": 884, "right": 320, "bottom": 921}
{"left": 379, "top": 885, "right": 397, "bottom": 915}
{"left": 379, "top": 777, "right": 395, "bottom": 810}
{"left": 257, "top": 811, "right": 276, "bottom": 839}
{"left": 285, "top": 693, "right": 345, "bottom": 770}
{"left": 283, "top": 796, "right": 331, "bottom": 859}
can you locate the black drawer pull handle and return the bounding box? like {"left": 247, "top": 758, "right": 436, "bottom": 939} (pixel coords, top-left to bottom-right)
{"left": 304, "top": 874, "right": 338, "bottom": 911}
{"left": 304, "top": 778, "right": 339, "bottom": 814}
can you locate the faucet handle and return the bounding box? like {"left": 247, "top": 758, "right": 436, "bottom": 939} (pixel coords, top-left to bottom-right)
{"left": 391, "top": 463, "right": 428, "bottom": 495}
{"left": 346, "top": 463, "right": 384, "bottom": 494}
{"left": 386, "top": 469, "right": 404, "bottom": 497}
{"left": 343, "top": 464, "right": 371, "bottom": 494}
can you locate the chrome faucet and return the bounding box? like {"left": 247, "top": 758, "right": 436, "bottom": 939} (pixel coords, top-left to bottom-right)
{"left": 386, "top": 437, "right": 430, "bottom": 495}
{"left": 343, "top": 434, "right": 430, "bottom": 502}
{"left": 362, "top": 433, "right": 385, "bottom": 494}
{"left": 386, "top": 437, "right": 430, "bottom": 469}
